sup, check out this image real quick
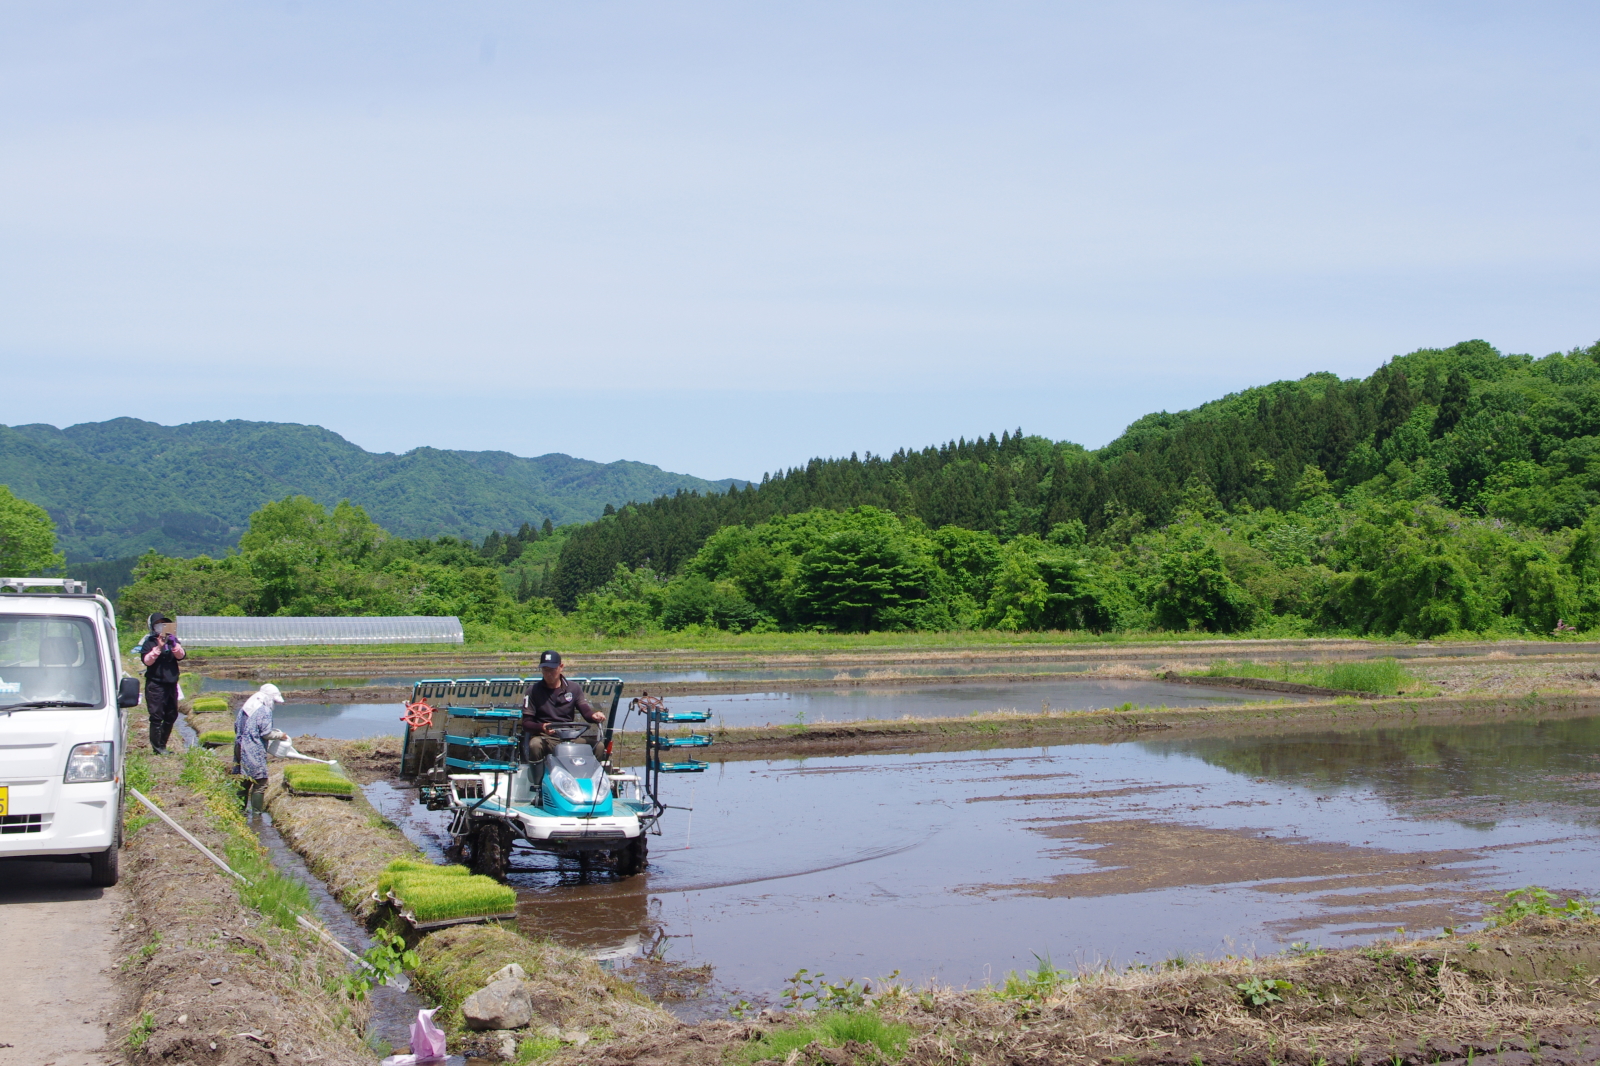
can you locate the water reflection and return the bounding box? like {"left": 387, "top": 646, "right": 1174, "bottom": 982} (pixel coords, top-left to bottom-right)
{"left": 1158, "top": 716, "right": 1600, "bottom": 829}
{"left": 365, "top": 714, "right": 1600, "bottom": 1015}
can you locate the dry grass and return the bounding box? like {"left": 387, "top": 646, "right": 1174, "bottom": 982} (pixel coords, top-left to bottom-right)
{"left": 584, "top": 921, "right": 1600, "bottom": 1066}
{"left": 411, "top": 924, "right": 673, "bottom": 1039}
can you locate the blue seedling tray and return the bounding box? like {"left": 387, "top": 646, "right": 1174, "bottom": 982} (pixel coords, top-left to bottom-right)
{"left": 650, "top": 759, "right": 709, "bottom": 773}
{"left": 448, "top": 706, "right": 520, "bottom": 720}
{"left": 444, "top": 733, "right": 518, "bottom": 747}
{"left": 650, "top": 709, "right": 711, "bottom": 723}
{"left": 651, "top": 734, "right": 713, "bottom": 749}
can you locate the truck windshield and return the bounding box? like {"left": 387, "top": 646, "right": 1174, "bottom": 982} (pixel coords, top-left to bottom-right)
{"left": 0, "top": 616, "right": 105, "bottom": 708}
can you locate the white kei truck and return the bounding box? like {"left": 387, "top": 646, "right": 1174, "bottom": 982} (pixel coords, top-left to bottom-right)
{"left": 0, "top": 578, "right": 141, "bottom": 886}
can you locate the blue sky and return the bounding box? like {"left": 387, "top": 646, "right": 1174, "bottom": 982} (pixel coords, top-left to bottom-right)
{"left": 3, "top": 2, "right": 1597, "bottom": 481}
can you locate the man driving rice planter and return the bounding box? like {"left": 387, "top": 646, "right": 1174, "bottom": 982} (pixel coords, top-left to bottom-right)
{"left": 521, "top": 650, "right": 605, "bottom": 765}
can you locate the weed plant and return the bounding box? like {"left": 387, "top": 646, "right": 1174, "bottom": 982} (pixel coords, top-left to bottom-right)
{"left": 282, "top": 762, "right": 355, "bottom": 796}
{"left": 1485, "top": 886, "right": 1599, "bottom": 927}
{"left": 126, "top": 1011, "right": 155, "bottom": 1052}
{"left": 123, "top": 749, "right": 156, "bottom": 838}
{"left": 124, "top": 747, "right": 154, "bottom": 795}
{"left": 737, "top": 1010, "right": 912, "bottom": 1064}
{"left": 994, "top": 956, "right": 1073, "bottom": 1004}
{"left": 515, "top": 1035, "right": 564, "bottom": 1063}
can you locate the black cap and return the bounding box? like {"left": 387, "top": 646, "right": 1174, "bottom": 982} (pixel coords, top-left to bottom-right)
{"left": 539, "top": 650, "right": 562, "bottom": 668}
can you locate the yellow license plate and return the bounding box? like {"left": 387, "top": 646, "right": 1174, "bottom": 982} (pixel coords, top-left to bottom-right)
{"left": 0, "top": 785, "right": 8, "bottom": 817}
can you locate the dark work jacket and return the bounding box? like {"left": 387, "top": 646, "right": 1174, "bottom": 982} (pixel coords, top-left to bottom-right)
{"left": 522, "top": 679, "right": 593, "bottom": 734}
{"left": 136, "top": 635, "right": 183, "bottom": 685}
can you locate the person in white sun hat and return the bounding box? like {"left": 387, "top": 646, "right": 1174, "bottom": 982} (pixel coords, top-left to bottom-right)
{"left": 233, "top": 683, "right": 286, "bottom": 812}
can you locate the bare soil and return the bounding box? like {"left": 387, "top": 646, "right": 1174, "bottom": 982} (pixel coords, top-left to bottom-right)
{"left": 582, "top": 919, "right": 1600, "bottom": 1066}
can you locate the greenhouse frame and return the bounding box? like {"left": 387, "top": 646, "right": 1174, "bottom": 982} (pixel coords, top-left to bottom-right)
{"left": 174, "top": 616, "right": 464, "bottom": 647}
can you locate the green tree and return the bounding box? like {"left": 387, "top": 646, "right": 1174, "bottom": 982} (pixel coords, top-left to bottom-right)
{"left": 981, "top": 537, "right": 1124, "bottom": 632}
{"left": 1148, "top": 531, "right": 1257, "bottom": 632}
{"left": 574, "top": 564, "right": 665, "bottom": 636}
{"left": 791, "top": 513, "right": 934, "bottom": 631}
{"left": 118, "top": 554, "right": 262, "bottom": 623}
{"left": 0, "top": 485, "right": 65, "bottom": 576}
{"left": 660, "top": 574, "right": 763, "bottom": 631}
{"left": 1322, "top": 504, "right": 1491, "bottom": 636}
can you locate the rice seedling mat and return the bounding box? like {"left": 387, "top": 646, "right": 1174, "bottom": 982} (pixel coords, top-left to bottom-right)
{"left": 282, "top": 762, "right": 356, "bottom": 799}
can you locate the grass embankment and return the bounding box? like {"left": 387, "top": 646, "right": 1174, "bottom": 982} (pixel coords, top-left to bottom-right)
{"left": 596, "top": 908, "right": 1600, "bottom": 1066}
{"left": 117, "top": 725, "right": 373, "bottom": 1064}
{"left": 256, "top": 739, "right": 675, "bottom": 1050}
{"left": 1196, "top": 656, "right": 1433, "bottom": 697}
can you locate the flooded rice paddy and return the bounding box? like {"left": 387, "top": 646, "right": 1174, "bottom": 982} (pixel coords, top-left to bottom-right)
{"left": 363, "top": 714, "right": 1600, "bottom": 1014}
{"left": 273, "top": 677, "right": 1301, "bottom": 738}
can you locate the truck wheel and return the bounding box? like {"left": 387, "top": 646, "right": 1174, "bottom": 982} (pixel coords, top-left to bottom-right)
{"left": 616, "top": 835, "right": 647, "bottom": 877}
{"left": 88, "top": 844, "right": 120, "bottom": 887}
{"left": 472, "top": 827, "right": 508, "bottom": 881}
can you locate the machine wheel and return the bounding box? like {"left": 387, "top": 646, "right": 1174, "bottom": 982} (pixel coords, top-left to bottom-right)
{"left": 615, "top": 835, "right": 648, "bottom": 877}
{"left": 88, "top": 843, "right": 120, "bottom": 887}
{"left": 471, "top": 825, "right": 509, "bottom": 881}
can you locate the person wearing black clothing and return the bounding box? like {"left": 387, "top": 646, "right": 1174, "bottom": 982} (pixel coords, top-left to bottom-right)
{"left": 135, "top": 613, "right": 186, "bottom": 754}
{"left": 521, "top": 650, "right": 604, "bottom": 764}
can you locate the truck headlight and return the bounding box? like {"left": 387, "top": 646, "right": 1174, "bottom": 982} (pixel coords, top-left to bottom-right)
{"left": 65, "top": 741, "right": 115, "bottom": 783}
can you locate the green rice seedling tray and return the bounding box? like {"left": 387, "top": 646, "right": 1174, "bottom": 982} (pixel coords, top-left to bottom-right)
{"left": 375, "top": 860, "right": 472, "bottom": 898}
{"left": 197, "top": 729, "right": 235, "bottom": 748}
{"left": 282, "top": 762, "right": 355, "bottom": 798}
{"left": 403, "top": 909, "right": 519, "bottom": 931}
{"left": 373, "top": 859, "right": 516, "bottom": 925}
{"left": 189, "top": 695, "right": 230, "bottom": 714}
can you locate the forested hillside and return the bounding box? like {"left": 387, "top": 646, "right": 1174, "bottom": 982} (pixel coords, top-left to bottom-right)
{"left": 531, "top": 338, "right": 1600, "bottom": 638}
{"left": 0, "top": 418, "right": 743, "bottom": 562}
{"left": 106, "top": 338, "right": 1600, "bottom": 641}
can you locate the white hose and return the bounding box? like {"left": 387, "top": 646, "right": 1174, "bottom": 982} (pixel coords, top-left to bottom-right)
{"left": 129, "top": 786, "right": 403, "bottom": 987}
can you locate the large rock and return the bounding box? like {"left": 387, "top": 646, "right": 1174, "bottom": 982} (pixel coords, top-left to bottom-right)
{"left": 462, "top": 978, "right": 533, "bottom": 1031}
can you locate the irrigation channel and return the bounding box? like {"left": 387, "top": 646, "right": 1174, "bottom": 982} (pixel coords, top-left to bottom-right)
{"left": 210, "top": 668, "right": 1600, "bottom": 1021}
{"left": 169, "top": 718, "right": 450, "bottom": 1060}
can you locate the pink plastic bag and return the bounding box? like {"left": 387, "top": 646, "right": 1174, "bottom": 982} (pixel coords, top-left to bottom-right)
{"left": 378, "top": 1008, "right": 447, "bottom": 1065}
{"left": 412, "top": 1008, "right": 447, "bottom": 1060}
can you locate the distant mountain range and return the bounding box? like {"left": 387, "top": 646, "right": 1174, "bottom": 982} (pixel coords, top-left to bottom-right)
{"left": 0, "top": 418, "right": 745, "bottom": 562}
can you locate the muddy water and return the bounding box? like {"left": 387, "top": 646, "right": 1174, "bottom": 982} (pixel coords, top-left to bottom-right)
{"left": 274, "top": 678, "right": 1297, "bottom": 739}
{"left": 368, "top": 714, "right": 1600, "bottom": 1014}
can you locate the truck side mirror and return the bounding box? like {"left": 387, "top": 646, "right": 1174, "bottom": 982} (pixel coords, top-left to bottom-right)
{"left": 118, "top": 677, "right": 142, "bottom": 708}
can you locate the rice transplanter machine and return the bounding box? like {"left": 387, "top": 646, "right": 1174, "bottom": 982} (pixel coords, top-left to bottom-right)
{"left": 399, "top": 677, "right": 710, "bottom": 880}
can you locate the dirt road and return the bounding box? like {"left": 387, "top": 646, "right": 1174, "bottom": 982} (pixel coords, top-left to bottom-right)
{"left": 0, "top": 859, "right": 126, "bottom": 1066}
